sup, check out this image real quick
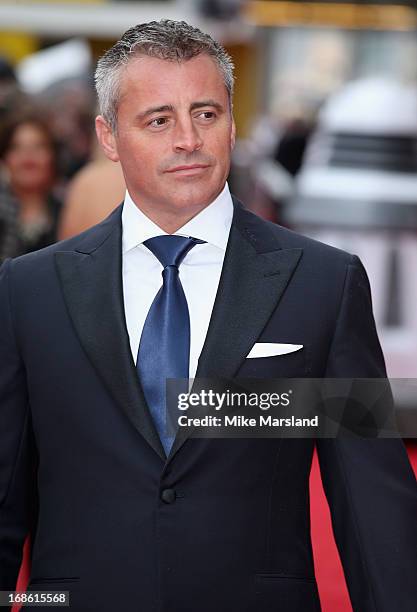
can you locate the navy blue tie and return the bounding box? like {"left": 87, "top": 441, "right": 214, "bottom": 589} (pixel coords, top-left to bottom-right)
{"left": 137, "top": 235, "right": 204, "bottom": 455}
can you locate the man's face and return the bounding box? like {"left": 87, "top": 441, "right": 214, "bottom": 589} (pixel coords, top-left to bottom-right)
{"left": 96, "top": 53, "right": 235, "bottom": 219}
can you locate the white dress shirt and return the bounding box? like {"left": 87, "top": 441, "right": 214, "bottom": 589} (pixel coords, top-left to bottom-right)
{"left": 121, "top": 182, "right": 233, "bottom": 378}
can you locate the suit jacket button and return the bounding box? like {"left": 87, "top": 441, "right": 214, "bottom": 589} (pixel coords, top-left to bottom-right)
{"left": 161, "top": 488, "right": 176, "bottom": 504}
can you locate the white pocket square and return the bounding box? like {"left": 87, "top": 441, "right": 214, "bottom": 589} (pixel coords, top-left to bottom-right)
{"left": 246, "top": 343, "right": 304, "bottom": 359}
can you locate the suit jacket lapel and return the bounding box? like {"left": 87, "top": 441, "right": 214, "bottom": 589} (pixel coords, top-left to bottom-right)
{"left": 168, "top": 199, "right": 303, "bottom": 460}
{"left": 55, "top": 206, "right": 166, "bottom": 461}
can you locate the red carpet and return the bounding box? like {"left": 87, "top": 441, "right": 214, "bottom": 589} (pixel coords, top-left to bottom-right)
{"left": 310, "top": 441, "right": 417, "bottom": 611}
{"left": 14, "top": 443, "right": 417, "bottom": 611}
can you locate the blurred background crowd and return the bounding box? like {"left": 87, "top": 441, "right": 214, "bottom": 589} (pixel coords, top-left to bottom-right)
{"left": 1, "top": 2, "right": 417, "bottom": 610}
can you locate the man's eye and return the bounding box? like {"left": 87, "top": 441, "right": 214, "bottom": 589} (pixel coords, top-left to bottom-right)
{"left": 149, "top": 117, "right": 167, "bottom": 127}
{"left": 199, "top": 111, "right": 215, "bottom": 120}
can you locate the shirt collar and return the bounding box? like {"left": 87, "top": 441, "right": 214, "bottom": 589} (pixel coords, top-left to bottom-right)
{"left": 122, "top": 182, "right": 233, "bottom": 254}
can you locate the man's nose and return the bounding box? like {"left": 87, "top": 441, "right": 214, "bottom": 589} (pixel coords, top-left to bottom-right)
{"left": 172, "top": 117, "right": 203, "bottom": 153}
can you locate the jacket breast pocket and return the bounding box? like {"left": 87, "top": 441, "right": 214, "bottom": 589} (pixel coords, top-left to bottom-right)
{"left": 239, "top": 346, "right": 310, "bottom": 378}
{"left": 254, "top": 573, "right": 321, "bottom": 612}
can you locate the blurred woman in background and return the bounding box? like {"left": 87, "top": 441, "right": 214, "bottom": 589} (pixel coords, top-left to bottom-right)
{"left": 0, "top": 113, "right": 62, "bottom": 262}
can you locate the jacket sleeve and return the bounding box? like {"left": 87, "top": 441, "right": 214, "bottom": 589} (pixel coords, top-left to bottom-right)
{"left": 316, "top": 255, "right": 417, "bottom": 612}
{"left": 0, "top": 258, "right": 38, "bottom": 593}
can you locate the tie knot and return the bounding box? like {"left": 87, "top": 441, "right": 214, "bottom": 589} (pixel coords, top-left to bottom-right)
{"left": 143, "top": 235, "right": 204, "bottom": 269}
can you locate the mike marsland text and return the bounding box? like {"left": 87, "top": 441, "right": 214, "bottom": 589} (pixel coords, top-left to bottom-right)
{"left": 177, "top": 414, "right": 319, "bottom": 428}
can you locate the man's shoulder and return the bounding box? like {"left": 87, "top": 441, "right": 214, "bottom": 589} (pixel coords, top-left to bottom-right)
{"left": 269, "top": 219, "right": 355, "bottom": 264}
{"left": 234, "top": 200, "right": 355, "bottom": 267}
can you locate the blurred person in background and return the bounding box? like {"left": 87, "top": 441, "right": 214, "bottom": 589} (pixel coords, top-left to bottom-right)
{"left": 273, "top": 117, "right": 314, "bottom": 178}
{"left": 40, "top": 79, "right": 97, "bottom": 180}
{"left": 0, "top": 113, "right": 62, "bottom": 262}
{"left": 58, "top": 144, "right": 125, "bottom": 240}
{"left": 237, "top": 107, "right": 315, "bottom": 225}
{"left": 0, "top": 57, "right": 30, "bottom": 123}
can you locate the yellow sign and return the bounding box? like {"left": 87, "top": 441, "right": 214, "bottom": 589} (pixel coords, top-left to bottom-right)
{"left": 245, "top": 1, "right": 417, "bottom": 30}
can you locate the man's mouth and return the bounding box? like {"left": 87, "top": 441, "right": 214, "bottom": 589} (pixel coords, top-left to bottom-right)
{"left": 166, "top": 164, "right": 210, "bottom": 174}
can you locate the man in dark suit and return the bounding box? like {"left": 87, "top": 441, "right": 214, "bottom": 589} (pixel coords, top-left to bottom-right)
{"left": 1, "top": 20, "right": 416, "bottom": 612}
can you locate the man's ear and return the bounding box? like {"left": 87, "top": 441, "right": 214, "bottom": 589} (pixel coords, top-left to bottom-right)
{"left": 230, "top": 117, "right": 236, "bottom": 151}
{"left": 95, "top": 115, "right": 119, "bottom": 162}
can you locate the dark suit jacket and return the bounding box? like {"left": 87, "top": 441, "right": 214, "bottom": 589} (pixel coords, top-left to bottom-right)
{"left": 0, "top": 198, "right": 416, "bottom": 611}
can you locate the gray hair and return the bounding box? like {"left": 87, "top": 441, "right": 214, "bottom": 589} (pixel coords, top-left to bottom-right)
{"left": 94, "top": 19, "right": 235, "bottom": 131}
